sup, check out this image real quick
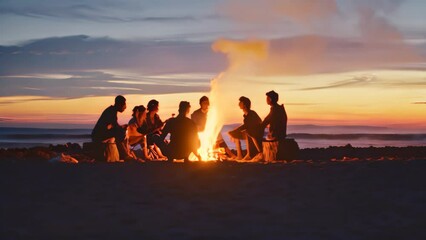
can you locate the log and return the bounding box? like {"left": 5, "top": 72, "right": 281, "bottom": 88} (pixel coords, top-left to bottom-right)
{"left": 263, "top": 140, "right": 279, "bottom": 162}
{"left": 263, "top": 138, "right": 300, "bottom": 162}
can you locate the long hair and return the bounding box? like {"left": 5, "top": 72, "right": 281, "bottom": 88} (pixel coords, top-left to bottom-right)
{"left": 147, "top": 99, "right": 159, "bottom": 111}
{"left": 132, "top": 105, "right": 146, "bottom": 118}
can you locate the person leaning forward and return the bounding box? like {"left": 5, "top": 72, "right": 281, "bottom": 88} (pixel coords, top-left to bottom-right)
{"left": 91, "top": 95, "right": 134, "bottom": 161}
{"left": 228, "top": 96, "right": 264, "bottom": 161}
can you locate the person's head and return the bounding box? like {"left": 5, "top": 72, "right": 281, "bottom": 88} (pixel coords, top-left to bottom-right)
{"left": 178, "top": 101, "right": 191, "bottom": 116}
{"left": 132, "top": 105, "right": 147, "bottom": 121}
{"left": 114, "top": 95, "right": 127, "bottom": 112}
{"left": 238, "top": 96, "right": 251, "bottom": 111}
{"left": 147, "top": 99, "right": 159, "bottom": 113}
{"left": 199, "top": 96, "right": 209, "bottom": 111}
{"left": 266, "top": 90, "right": 279, "bottom": 105}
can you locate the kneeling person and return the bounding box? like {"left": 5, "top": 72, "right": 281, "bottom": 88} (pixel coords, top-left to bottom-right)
{"left": 91, "top": 95, "right": 133, "bottom": 161}
{"left": 161, "top": 101, "right": 201, "bottom": 162}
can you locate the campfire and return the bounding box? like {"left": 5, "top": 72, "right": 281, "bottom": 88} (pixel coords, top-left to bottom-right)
{"left": 188, "top": 40, "right": 268, "bottom": 161}
{"left": 189, "top": 76, "right": 226, "bottom": 161}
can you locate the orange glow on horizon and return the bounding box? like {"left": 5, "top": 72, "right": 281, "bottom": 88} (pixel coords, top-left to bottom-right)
{"left": 0, "top": 70, "right": 425, "bottom": 130}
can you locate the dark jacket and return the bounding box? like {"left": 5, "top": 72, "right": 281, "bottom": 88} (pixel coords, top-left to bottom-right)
{"left": 235, "top": 110, "right": 263, "bottom": 138}
{"left": 262, "top": 104, "right": 287, "bottom": 140}
{"left": 161, "top": 115, "right": 199, "bottom": 159}
{"left": 91, "top": 105, "right": 119, "bottom": 142}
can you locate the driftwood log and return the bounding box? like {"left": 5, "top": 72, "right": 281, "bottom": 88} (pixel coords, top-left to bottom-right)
{"left": 263, "top": 138, "right": 300, "bottom": 161}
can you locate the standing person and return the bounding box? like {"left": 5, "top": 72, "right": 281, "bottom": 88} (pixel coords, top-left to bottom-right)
{"left": 191, "top": 96, "right": 236, "bottom": 158}
{"left": 144, "top": 99, "right": 167, "bottom": 160}
{"left": 228, "top": 96, "right": 264, "bottom": 161}
{"left": 91, "top": 95, "right": 134, "bottom": 161}
{"left": 161, "top": 101, "right": 201, "bottom": 162}
{"left": 261, "top": 90, "right": 288, "bottom": 141}
{"left": 127, "top": 105, "right": 152, "bottom": 161}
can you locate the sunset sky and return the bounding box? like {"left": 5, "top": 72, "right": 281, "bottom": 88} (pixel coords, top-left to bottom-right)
{"left": 0, "top": 0, "right": 425, "bottom": 130}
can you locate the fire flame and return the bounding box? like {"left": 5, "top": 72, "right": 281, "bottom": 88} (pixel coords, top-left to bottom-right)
{"left": 188, "top": 75, "right": 224, "bottom": 161}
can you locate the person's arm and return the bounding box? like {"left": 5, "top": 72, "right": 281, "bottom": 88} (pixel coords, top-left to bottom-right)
{"left": 190, "top": 122, "right": 202, "bottom": 160}
{"left": 160, "top": 120, "right": 171, "bottom": 139}
{"left": 128, "top": 122, "right": 143, "bottom": 137}
{"left": 261, "top": 109, "right": 272, "bottom": 129}
{"left": 228, "top": 124, "right": 245, "bottom": 139}
{"left": 151, "top": 115, "right": 165, "bottom": 133}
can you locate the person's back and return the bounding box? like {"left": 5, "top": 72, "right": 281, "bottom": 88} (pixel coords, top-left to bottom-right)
{"left": 262, "top": 91, "right": 288, "bottom": 141}
{"left": 268, "top": 104, "right": 287, "bottom": 140}
{"left": 161, "top": 101, "right": 200, "bottom": 161}
{"left": 91, "top": 105, "right": 117, "bottom": 142}
{"left": 164, "top": 115, "right": 199, "bottom": 159}
{"left": 244, "top": 109, "right": 263, "bottom": 139}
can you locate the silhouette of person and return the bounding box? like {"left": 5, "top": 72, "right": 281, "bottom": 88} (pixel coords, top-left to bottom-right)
{"left": 161, "top": 101, "right": 201, "bottom": 162}
{"left": 261, "top": 90, "right": 288, "bottom": 141}
{"left": 228, "top": 96, "right": 264, "bottom": 161}
{"left": 91, "top": 95, "right": 133, "bottom": 161}
{"left": 143, "top": 99, "right": 167, "bottom": 160}
{"left": 128, "top": 105, "right": 151, "bottom": 160}
{"left": 191, "top": 96, "right": 209, "bottom": 132}
{"left": 191, "top": 96, "right": 236, "bottom": 158}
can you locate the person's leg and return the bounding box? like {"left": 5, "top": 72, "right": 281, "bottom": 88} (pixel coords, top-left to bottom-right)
{"left": 152, "top": 134, "right": 167, "bottom": 159}
{"left": 250, "top": 135, "right": 264, "bottom": 161}
{"left": 129, "top": 136, "right": 151, "bottom": 160}
{"left": 142, "top": 136, "right": 152, "bottom": 160}
{"left": 216, "top": 133, "right": 236, "bottom": 158}
{"left": 114, "top": 129, "right": 134, "bottom": 160}
{"left": 228, "top": 130, "right": 245, "bottom": 160}
{"left": 242, "top": 134, "right": 252, "bottom": 160}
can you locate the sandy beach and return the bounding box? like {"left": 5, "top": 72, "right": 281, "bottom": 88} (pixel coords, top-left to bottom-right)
{"left": 1, "top": 159, "right": 425, "bottom": 240}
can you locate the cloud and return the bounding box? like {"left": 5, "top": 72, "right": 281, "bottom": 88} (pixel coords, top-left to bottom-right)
{"left": 0, "top": 34, "right": 425, "bottom": 100}
{"left": 300, "top": 74, "right": 377, "bottom": 90}
{"left": 215, "top": 0, "right": 424, "bottom": 77}
{"left": 0, "top": 35, "right": 225, "bottom": 76}
{"left": 219, "top": 0, "right": 338, "bottom": 26}
{"left": 413, "top": 102, "right": 426, "bottom": 104}
{"left": 0, "top": 71, "right": 211, "bottom": 100}
{"left": 0, "top": 0, "right": 214, "bottom": 23}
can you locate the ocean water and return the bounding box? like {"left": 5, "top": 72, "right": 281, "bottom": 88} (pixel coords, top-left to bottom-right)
{"left": 1, "top": 126, "right": 425, "bottom": 149}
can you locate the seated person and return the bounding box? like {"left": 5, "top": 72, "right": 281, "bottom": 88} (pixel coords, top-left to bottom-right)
{"left": 161, "top": 101, "right": 201, "bottom": 162}
{"left": 127, "top": 105, "right": 152, "bottom": 160}
{"left": 261, "top": 90, "right": 288, "bottom": 141}
{"left": 228, "top": 96, "right": 263, "bottom": 161}
{"left": 91, "top": 95, "right": 133, "bottom": 161}
{"left": 191, "top": 96, "right": 209, "bottom": 132}
{"left": 191, "top": 96, "right": 236, "bottom": 158}
{"left": 143, "top": 99, "right": 167, "bottom": 160}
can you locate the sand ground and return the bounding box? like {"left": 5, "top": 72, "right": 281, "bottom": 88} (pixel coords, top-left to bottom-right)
{"left": 1, "top": 160, "right": 425, "bottom": 240}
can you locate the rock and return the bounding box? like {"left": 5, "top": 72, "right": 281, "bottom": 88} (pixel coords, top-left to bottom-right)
{"left": 49, "top": 144, "right": 68, "bottom": 152}
{"left": 66, "top": 142, "right": 82, "bottom": 152}
{"left": 49, "top": 153, "right": 78, "bottom": 164}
